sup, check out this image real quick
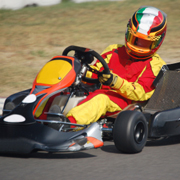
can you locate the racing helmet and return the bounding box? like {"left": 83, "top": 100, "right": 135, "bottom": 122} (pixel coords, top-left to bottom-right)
{"left": 125, "top": 6, "right": 167, "bottom": 60}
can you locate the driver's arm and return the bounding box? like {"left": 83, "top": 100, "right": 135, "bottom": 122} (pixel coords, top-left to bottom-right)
{"left": 108, "top": 55, "right": 166, "bottom": 101}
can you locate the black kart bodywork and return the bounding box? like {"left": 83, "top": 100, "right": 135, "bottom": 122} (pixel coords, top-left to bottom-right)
{"left": 145, "top": 62, "right": 180, "bottom": 138}
{"left": 0, "top": 98, "right": 102, "bottom": 154}
{"left": 1, "top": 45, "right": 180, "bottom": 155}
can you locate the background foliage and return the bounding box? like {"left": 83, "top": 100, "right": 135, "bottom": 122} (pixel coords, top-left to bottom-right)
{"left": 0, "top": 0, "right": 180, "bottom": 97}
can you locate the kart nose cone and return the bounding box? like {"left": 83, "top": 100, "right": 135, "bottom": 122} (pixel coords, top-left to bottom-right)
{"left": 4, "top": 114, "right": 26, "bottom": 123}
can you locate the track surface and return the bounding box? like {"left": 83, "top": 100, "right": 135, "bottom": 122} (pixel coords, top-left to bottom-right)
{"left": 1, "top": 98, "right": 180, "bottom": 180}
{"left": 1, "top": 137, "right": 180, "bottom": 180}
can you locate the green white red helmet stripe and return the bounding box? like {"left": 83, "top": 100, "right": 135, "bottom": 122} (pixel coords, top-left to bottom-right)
{"left": 136, "top": 7, "right": 163, "bottom": 35}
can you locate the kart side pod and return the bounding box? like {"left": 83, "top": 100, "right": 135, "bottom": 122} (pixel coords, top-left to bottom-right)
{"left": 148, "top": 107, "right": 180, "bottom": 138}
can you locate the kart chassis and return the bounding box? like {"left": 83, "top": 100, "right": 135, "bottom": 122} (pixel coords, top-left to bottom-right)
{"left": 1, "top": 46, "right": 180, "bottom": 154}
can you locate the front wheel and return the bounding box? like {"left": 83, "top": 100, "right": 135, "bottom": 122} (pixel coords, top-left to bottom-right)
{"left": 113, "top": 110, "right": 148, "bottom": 153}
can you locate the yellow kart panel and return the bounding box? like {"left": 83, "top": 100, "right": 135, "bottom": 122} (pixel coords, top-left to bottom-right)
{"left": 36, "top": 60, "right": 72, "bottom": 85}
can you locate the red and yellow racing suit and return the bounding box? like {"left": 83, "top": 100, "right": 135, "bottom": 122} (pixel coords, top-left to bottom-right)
{"left": 66, "top": 44, "right": 166, "bottom": 125}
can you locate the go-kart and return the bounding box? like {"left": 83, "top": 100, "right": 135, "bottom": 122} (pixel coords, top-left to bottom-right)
{"left": 0, "top": 45, "right": 180, "bottom": 155}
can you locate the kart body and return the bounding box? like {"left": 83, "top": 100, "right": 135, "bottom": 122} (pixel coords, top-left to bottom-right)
{"left": 1, "top": 45, "right": 180, "bottom": 155}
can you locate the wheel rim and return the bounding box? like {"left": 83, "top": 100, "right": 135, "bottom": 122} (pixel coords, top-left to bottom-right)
{"left": 134, "top": 121, "right": 145, "bottom": 144}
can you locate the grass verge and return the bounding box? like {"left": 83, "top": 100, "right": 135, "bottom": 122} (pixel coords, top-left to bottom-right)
{"left": 0, "top": 0, "right": 180, "bottom": 97}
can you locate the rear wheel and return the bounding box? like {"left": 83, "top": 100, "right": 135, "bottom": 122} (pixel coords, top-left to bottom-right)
{"left": 113, "top": 110, "right": 148, "bottom": 153}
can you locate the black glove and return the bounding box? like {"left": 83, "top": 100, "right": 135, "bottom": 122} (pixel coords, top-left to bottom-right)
{"left": 99, "top": 72, "right": 113, "bottom": 86}
{"left": 99, "top": 71, "right": 123, "bottom": 89}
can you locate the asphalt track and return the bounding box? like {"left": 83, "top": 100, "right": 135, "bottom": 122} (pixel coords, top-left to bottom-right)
{"left": 1, "top": 138, "right": 180, "bottom": 180}
{"left": 1, "top": 98, "right": 180, "bottom": 180}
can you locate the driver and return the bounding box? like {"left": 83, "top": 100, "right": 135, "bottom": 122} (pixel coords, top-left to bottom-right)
{"left": 66, "top": 6, "right": 167, "bottom": 125}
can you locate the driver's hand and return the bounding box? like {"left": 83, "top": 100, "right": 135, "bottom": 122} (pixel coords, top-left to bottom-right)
{"left": 99, "top": 72, "right": 123, "bottom": 89}
{"left": 99, "top": 72, "right": 113, "bottom": 86}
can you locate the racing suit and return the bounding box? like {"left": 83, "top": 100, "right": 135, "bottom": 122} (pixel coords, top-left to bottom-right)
{"left": 66, "top": 44, "right": 166, "bottom": 125}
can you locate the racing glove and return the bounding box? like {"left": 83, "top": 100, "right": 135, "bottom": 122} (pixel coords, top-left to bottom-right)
{"left": 99, "top": 72, "right": 123, "bottom": 89}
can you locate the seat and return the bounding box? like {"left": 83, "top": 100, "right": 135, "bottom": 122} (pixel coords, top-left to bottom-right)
{"left": 144, "top": 63, "right": 180, "bottom": 113}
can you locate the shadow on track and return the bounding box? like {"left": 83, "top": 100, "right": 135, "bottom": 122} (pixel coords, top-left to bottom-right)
{"left": 0, "top": 151, "right": 96, "bottom": 159}
{"left": 101, "top": 136, "right": 180, "bottom": 154}
{"left": 100, "top": 140, "right": 122, "bottom": 154}
{"left": 2, "top": 136, "right": 180, "bottom": 158}
{"left": 146, "top": 135, "right": 180, "bottom": 147}
{"left": 30, "top": 151, "right": 96, "bottom": 159}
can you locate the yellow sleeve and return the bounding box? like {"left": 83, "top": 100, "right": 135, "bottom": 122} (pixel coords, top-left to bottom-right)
{"left": 112, "top": 78, "right": 155, "bottom": 101}
{"left": 111, "top": 54, "right": 166, "bottom": 101}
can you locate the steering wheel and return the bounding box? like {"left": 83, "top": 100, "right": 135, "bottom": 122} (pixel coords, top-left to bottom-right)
{"left": 62, "top": 45, "right": 110, "bottom": 84}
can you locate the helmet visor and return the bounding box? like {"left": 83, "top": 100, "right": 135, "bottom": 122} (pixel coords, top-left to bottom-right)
{"left": 125, "top": 26, "right": 162, "bottom": 50}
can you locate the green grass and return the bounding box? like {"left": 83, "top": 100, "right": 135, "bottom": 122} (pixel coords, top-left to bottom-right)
{"left": 0, "top": 0, "right": 180, "bottom": 97}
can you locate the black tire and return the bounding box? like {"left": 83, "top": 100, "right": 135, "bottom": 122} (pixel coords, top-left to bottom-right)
{"left": 113, "top": 110, "right": 148, "bottom": 154}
